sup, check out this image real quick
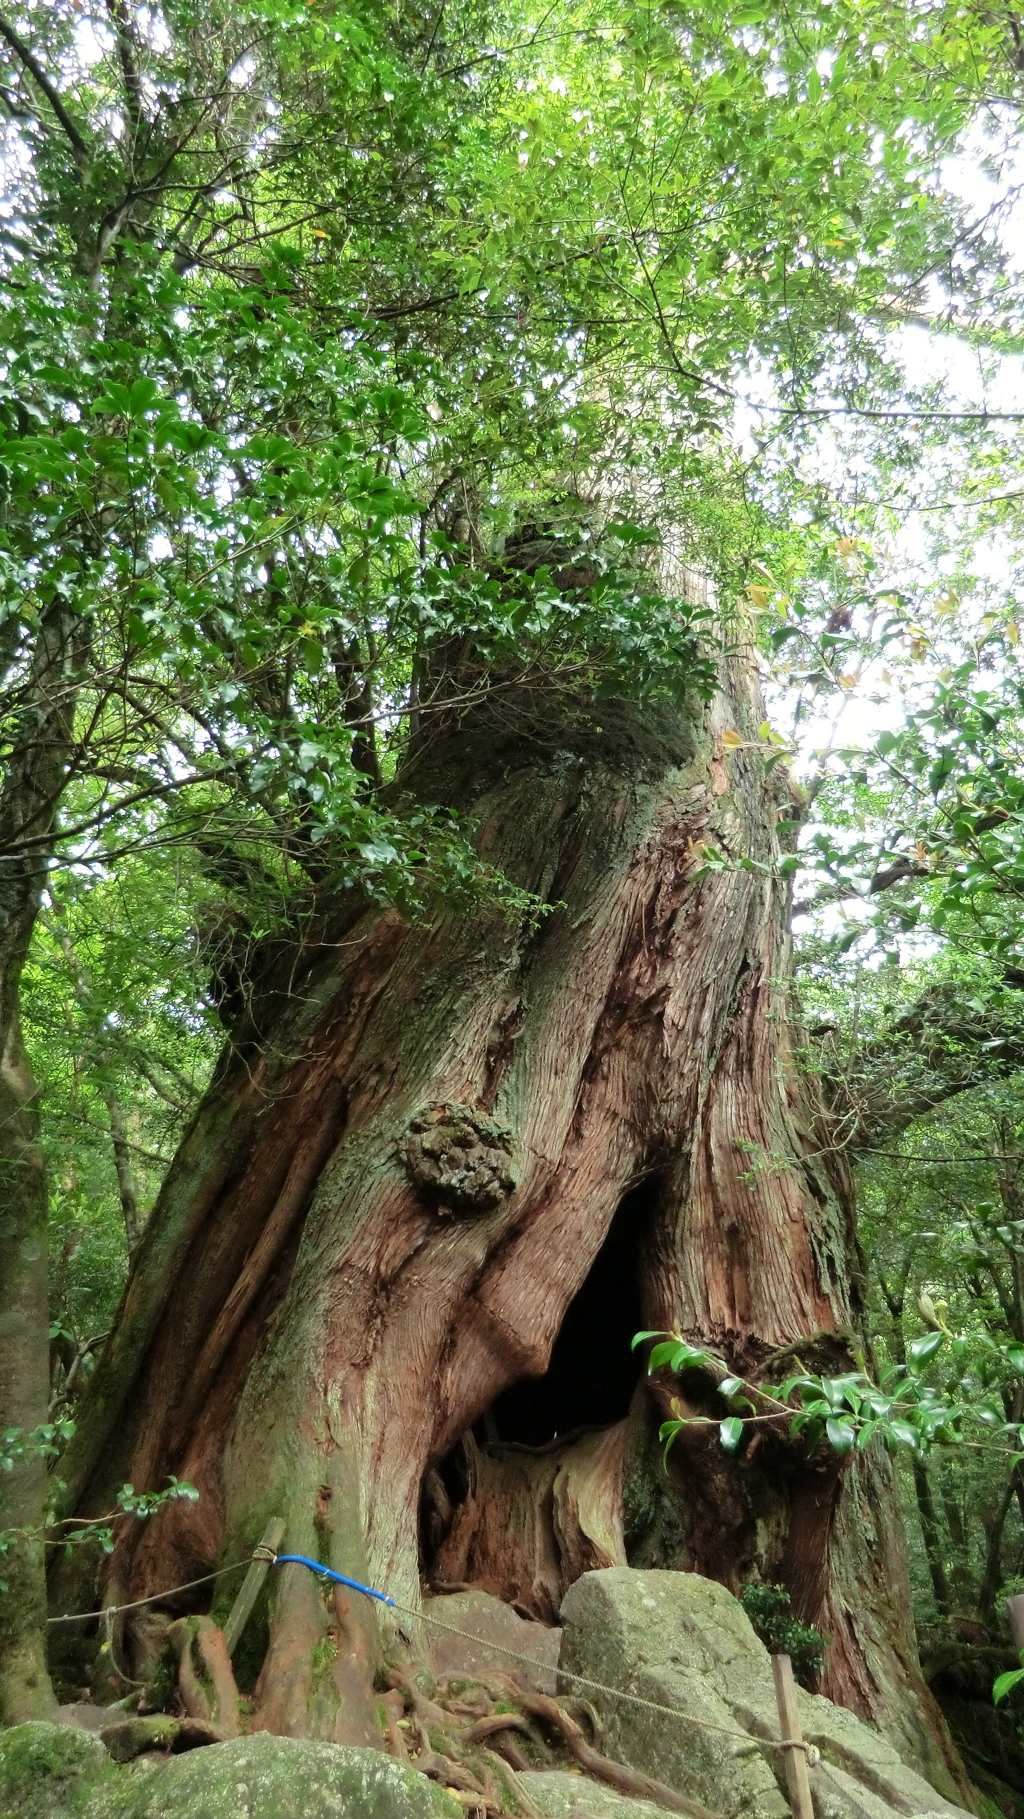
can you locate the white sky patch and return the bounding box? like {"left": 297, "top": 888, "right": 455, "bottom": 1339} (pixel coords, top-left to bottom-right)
{"left": 74, "top": 15, "right": 114, "bottom": 67}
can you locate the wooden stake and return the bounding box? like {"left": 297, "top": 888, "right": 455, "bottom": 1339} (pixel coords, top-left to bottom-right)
{"left": 771, "top": 1652, "right": 815, "bottom": 1819}
{"left": 1007, "top": 1594, "right": 1024, "bottom": 1655}
{"left": 222, "top": 1517, "right": 285, "bottom": 1658}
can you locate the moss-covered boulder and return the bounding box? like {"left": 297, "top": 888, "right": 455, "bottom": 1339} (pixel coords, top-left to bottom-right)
{"left": 0, "top": 1724, "right": 464, "bottom": 1819}
{"left": 116, "top": 1734, "right": 464, "bottom": 1819}
{"left": 0, "top": 1720, "right": 121, "bottom": 1817}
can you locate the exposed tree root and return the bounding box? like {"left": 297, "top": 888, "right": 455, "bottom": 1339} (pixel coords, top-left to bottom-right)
{"left": 380, "top": 1687, "right": 411, "bottom": 1760}
{"left": 167, "top": 1616, "right": 240, "bottom": 1738}
{"left": 484, "top": 1731, "right": 536, "bottom": 1775}
{"left": 117, "top": 1626, "right": 713, "bottom": 1816}
{"left": 378, "top": 1662, "right": 720, "bottom": 1819}
{"left": 479, "top": 1747, "right": 546, "bottom": 1819}
{"left": 464, "top": 1712, "right": 536, "bottom": 1747}
{"left": 516, "top": 1691, "right": 720, "bottom": 1819}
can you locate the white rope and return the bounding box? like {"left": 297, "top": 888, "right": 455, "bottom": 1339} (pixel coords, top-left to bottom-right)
{"left": 47, "top": 1556, "right": 820, "bottom": 1768}
{"left": 392, "top": 1597, "right": 820, "bottom": 1764}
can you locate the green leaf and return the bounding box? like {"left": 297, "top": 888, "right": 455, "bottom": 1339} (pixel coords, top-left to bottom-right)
{"left": 908, "top": 1332, "right": 945, "bottom": 1365}
{"left": 994, "top": 1668, "right": 1024, "bottom": 1704}
{"left": 825, "top": 1418, "right": 856, "bottom": 1456}
{"left": 659, "top": 1419, "right": 685, "bottom": 1460}
{"left": 128, "top": 377, "right": 160, "bottom": 416}
{"left": 719, "top": 1417, "right": 745, "bottom": 1452}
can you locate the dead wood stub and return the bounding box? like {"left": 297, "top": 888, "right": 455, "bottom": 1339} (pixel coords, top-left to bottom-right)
{"left": 404, "top": 1103, "right": 518, "bottom": 1216}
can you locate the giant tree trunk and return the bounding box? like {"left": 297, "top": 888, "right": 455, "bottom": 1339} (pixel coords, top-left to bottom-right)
{"left": 52, "top": 658, "right": 968, "bottom": 1797}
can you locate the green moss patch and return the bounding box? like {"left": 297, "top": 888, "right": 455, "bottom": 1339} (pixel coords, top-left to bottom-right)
{"left": 0, "top": 1722, "right": 122, "bottom": 1818}
{"left": 0, "top": 1725, "right": 466, "bottom": 1819}
{"left": 116, "top": 1734, "right": 464, "bottom": 1819}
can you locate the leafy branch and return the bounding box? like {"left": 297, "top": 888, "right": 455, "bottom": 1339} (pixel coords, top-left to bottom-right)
{"left": 0, "top": 1421, "right": 197, "bottom": 1590}
{"left": 634, "top": 1322, "right": 1024, "bottom": 1463}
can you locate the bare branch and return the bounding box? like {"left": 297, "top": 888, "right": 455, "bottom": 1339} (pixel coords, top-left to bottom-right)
{"left": 0, "top": 11, "right": 88, "bottom": 163}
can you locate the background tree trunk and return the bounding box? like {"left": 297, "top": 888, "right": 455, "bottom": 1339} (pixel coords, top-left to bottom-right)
{"left": 1, "top": 600, "right": 89, "bottom": 1723}
{"left": 53, "top": 657, "right": 968, "bottom": 1796}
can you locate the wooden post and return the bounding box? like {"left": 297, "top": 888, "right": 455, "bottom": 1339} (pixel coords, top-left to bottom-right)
{"left": 771, "top": 1652, "right": 815, "bottom": 1819}
{"left": 1007, "top": 1594, "right": 1024, "bottom": 1656}
{"left": 222, "top": 1517, "right": 285, "bottom": 1658}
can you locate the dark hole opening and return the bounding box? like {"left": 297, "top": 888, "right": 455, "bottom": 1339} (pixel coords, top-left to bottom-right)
{"left": 487, "top": 1177, "right": 655, "bottom": 1446}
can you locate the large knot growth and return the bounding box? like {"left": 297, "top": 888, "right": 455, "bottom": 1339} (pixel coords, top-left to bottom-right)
{"left": 403, "top": 1102, "right": 517, "bottom": 1217}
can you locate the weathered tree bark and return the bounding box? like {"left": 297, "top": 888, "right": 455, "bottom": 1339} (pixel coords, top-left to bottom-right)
{"left": 46, "top": 913, "right": 142, "bottom": 1254}
{"left": 0, "top": 600, "right": 89, "bottom": 1723}
{"left": 0, "top": 1015, "right": 53, "bottom": 1726}
{"left": 52, "top": 657, "right": 969, "bottom": 1798}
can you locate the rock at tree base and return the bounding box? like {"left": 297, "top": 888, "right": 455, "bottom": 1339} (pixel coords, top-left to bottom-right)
{"left": 0, "top": 1721, "right": 120, "bottom": 1816}
{"left": 520, "top": 1769, "right": 685, "bottom": 1818}
{"left": 558, "top": 1569, "right": 975, "bottom": 1819}
{"left": 56, "top": 1705, "right": 110, "bottom": 1733}
{"left": 426, "top": 1588, "right": 561, "bottom": 1692}
{"left": 99, "top": 1715, "right": 211, "bottom": 1761}
{"left": 113, "top": 1735, "right": 465, "bottom": 1818}
{"left": 0, "top": 1725, "right": 463, "bottom": 1819}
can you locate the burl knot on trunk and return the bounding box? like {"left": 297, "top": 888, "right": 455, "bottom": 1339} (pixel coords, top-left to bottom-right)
{"left": 403, "top": 1103, "right": 517, "bottom": 1217}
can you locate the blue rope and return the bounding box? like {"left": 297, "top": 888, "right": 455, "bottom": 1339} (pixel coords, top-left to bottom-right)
{"left": 271, "top": 1552, "right": 396, "bottom": 1607}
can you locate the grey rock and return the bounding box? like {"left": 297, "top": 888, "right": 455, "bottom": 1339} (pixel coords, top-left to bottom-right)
{"left": 55, "top": 1705, "right": 110, "bottom": 1733}
{"left": 114, "top": 1734, "right": 464, "bottom": 1819}
{"left": 558, "top": 1570, "right": 974, "bottom": 1819}
{"left": 521, "top": 1767, "right": 681, "bottom": 1818}
{"left": 426, "top": 1587, "right": 561, "bottom": 1693}
{"left": 0, "top": 1724, "right": 462, "bottom": 1819}
{"left": 0, "top": 1720, "right": 119, "bottom": 1817}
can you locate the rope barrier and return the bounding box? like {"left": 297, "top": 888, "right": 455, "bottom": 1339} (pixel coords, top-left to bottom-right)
{"left": 273, "top": 1552, "right": 396, "bottom": 1606}
{"left": 270, "top": 1554, "right": 818, "bottom": 1763}
{"left": 396, "top": 1598, "right": 817, "bottom": 1761}
{"left": 46, "top": 1547, "right": 819, "bottom": 1766}
{"left": 46, "top": 1557, "right": 255, "bottom": 1624}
